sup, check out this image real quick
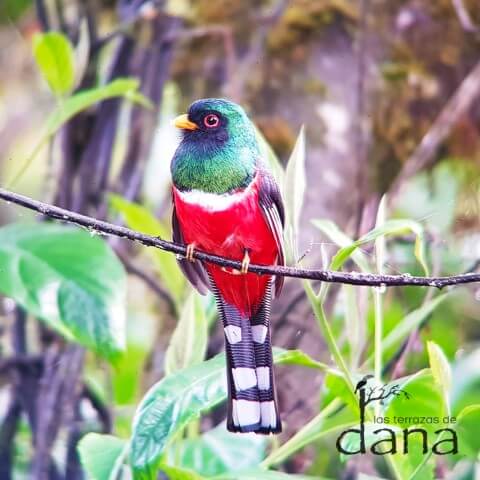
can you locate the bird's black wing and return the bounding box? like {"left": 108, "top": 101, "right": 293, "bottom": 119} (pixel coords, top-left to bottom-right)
{"left": 172, "top": 206, "right": 210, "bottom": 295}
{"left": 257, "top": 169, "right": 285, "bottom": 296}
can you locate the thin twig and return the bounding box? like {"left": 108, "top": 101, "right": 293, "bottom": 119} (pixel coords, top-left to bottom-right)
{"left": 452, "top": 0, "right": 480, "bottom": 33}
{"left": 0, "top": 187, "right": 480, "bottom": 289}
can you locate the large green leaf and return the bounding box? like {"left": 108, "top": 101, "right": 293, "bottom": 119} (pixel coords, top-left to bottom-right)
{"left": 384, "top": 370, "right": 447, "bottom": 435}
{"left": 381, "top": 371, "right": 444, "bottom": 480}
{"left": 130, "top": 349, "right": 323, "bottom": 479}
{"left": 455, "top": 404, "right": 480, "bottom": 458}
{"left": 173, "top": 423, "right": 267, "bottom": 477}
{"left": 0, "top": 223, "right": 126, "bottom": 359}
{"left": 33, "top": 32, "right": 75, "bottom": 96}
{"left": 165, "top": 291, "right": 207, "bottom": 375}
{"left": 109, "top": 194, "right": 184, "bottom": 303}
{"left": 78, "top": 433, "right": 128, "bottom": 480}
{"left": 338, "top": 422, "right": 402, "bottom": 458}
{"left": 283, "top": 126, "right": 306, "bottom": 261}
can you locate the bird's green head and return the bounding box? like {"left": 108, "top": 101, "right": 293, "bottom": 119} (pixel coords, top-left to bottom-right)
{"left": 170, "top": 98, "right": 259, "bottom": 194}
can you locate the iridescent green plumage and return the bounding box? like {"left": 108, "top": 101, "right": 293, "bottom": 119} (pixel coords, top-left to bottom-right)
{"left": 171, "top": 99, "right": 259, "bottom": 193}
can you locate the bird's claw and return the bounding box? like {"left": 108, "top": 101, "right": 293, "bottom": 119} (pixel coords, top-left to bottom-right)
{"left": 186, "top": 243, "right": 196, "bottom": 262}
{"left": 241, "top": 250, "right": 250, "bottom": 274}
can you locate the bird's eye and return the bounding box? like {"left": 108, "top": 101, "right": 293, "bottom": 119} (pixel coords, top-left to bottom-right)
{"left": 203, "top": 114, "right": 220, "bottom": 128}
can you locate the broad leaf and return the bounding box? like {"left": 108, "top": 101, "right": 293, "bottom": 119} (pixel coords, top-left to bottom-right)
{"left": 130, "top": 349, "right": 323, "bottom": 479}
{"left": 109, "top": 194, "right": 184, "bottom": 303}
{"left": 173, "top": 423, "right": 267, "bottom": 477}
{"left": 165, "top": 291, "right": 207, "bottom": 374}
{"left": 0, "top": 223, "right": 126, "bottom": 359}
{"left": 78, "top": 433, "right": 128, "bottom": 480}
{"left": 33, "top": 32, "right": 74, "bottom": 96}
{"left": 455, "top": 404, "right": 480, "bottom": 458}
{"left": 338, "top": 422, "right": 402, "bottom": 459}
{"left": 384, "top": 370, "right": 447, "bottom": 435}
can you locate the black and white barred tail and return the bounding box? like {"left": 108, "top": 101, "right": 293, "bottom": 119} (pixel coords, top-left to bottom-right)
{"left": 214, "top": 281, "right": 281, "bottom": 434}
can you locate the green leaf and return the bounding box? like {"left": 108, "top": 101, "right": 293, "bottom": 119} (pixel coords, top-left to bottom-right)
{"left": 0, "top": 223, "right": 126, "bottom": 359}
{"left": 9, "top": 79, "right": 152, "bottom": 187}
{"left": 331, "top": 219, "right": 429, "bottom": 275}
{"left": 311, "top": 219, "right": 369, "bottom": 272}
{"left": 173, "top": 423, "right": 267, "bottom": 477}
{"left": 221, "top": 471, "right": 326, "bottom": 480}
{"left": 322, "top": 370, "right": 359, "bottom": 412}
{"left": 33, "top": 32, "right": 75, "bottom": 96}
{"left": 455, "top": 404, "right": 480, "bottom": 457}
{"left": 46, "top": 79, "right": 152, "bottom": 137}
{"left": 389, "top": 436, "right": 435, "bottom": 480}
{"left": 255, "top": 125, "right": 285, "bottom": 188}
{"left": 383, "top": 371, "right": 444, "bottom": 480}
{"left": 130, "top": 349, "right": 322, "bottom": 479}
{"left": 274, "top": 349, "right": 328, "bottom": 370}
{"left": 378, "top": 294, "right": 448, "bottom": 357}
{"left": 283, "top": 126, "right": 306, "bottom": 261}
{"left": 165, "top": 291, "right": 207, "bottom": 375}
{"left": 262, "top": 399, "right": 357, "bottom": 467}
{"left": 384, "top": 370, "right": 447, "bottom": 434}
{"left": 109, "top": 194, "right": 184, "bottom": 303}
{"left": 160, "top": 464, "right": 205, "bottom": 480}
{"left": 339, "top": 422, "right": 402, "bottom": 459}
{"left": 78, "top": 433, "right": 128, "bottom": 480}
{"left": 450, "top": 349, "right": 480, "bottom": 415}
{"left": 427, "top": 341, "right": 452, "bottom": 410}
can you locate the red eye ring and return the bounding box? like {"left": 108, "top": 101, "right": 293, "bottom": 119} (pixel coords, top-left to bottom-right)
{"left": 204, "top": 114, "right": 220, "bottom": 128}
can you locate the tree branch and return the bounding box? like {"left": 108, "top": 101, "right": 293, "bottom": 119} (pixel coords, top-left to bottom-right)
{"left": 390, "top": 58, "right": 480, "bottom": 197}
{"left": 0, "top": 187, "right": 479, "bottom": 289}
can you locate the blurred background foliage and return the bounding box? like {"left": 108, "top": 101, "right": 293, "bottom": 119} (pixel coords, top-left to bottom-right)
{"left": 0, "top": 0, "right": 480, "bottom": 479}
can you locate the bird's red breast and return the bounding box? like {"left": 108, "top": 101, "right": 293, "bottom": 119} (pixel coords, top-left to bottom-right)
{"left": 172, "top": 174, "right": 280, "bottom": 316}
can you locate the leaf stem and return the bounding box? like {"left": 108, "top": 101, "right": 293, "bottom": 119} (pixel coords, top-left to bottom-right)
{"left": 304, "top": 281, "right": 355, "bottom": 394}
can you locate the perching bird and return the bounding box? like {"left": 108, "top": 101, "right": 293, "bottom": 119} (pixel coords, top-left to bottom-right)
{"left": 170, "top": 99, "right": 285, "bottom": 434}
{"left": 354, "top": 374, "right": 374, "bottom": 394}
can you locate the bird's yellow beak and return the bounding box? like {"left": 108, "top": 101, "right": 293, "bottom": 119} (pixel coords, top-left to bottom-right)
{"left": 173, "top": 114, "right": 198, "bottom": 130}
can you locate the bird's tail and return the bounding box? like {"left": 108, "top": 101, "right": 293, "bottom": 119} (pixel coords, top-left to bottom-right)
{"left": 214, "top": 282, "right": 281, "bottom": 434}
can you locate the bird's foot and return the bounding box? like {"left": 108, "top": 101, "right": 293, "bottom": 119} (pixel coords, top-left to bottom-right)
{"left": 186, "top": 243, "right": 196, "bottom": 262}
{"left": 241, "top": 250, "right": 250, "bottom": 274}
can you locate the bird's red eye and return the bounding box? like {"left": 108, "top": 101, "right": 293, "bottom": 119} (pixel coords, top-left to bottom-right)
{"left": 204, "top": 114, "right": 220, "bottom": 128}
